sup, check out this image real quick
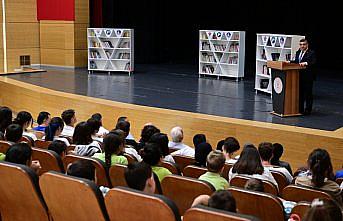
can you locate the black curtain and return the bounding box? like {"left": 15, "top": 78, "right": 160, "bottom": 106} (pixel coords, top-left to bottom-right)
{"left": 102, "top": 0, "right": 342, "bottom": 74}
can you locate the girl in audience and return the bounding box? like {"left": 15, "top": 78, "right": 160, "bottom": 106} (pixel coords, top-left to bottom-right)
{"left": 192, "top": 190, "right": 237, "bottom": 213}
{"left": 4, "top": 124, "right": 23, "bottom": 143}
{"left": 149, "top": 133, "right": 175, "bottom": 163}
{"left": 93, "top": 132, "right": 128, "bottom": 167}
{"left": 91, "top": 113, "right": 109, "bottom": 137}
{"left": 137, "top": 125, "right": 160, "bottom": 150}
{"left": 194, "top": 142, "right": 212, "bottom": 167}
{"left": 33, "top": 111, "right": 51, "bottom": 132}
{"left": 303, "top": 198, "right": 342, "bottom": 221}
{"left": 216, "top": 139, "right": 225, "bottom": 151}
{"left": 48, "top": 140, "right": 67, "bottom": 158}
{"left": 295, "top": 149, "right": 342, "bottom": 205}
{"left": 111, "top": 129, "right": 142, "bottom": 162}
{"left": 13, "top": 111, "right": 37, "bottom": 141}
{"left": 0, "top": 106, "right": 12, "bottom": 140}
{"left": 143, "top": 143, "right": 172, "bottom": 182}
{"left": 87, "top": 118, "right": 103, "bottom": 143}
{"left": 45, "top": 117, "right": 70, "bottom": 146}
{"left": 73, "top": 122, "right": 102, "bottom": 157}
{"left": 193, "top": 134, "right": 207, "bottom": 149}
{"left": 222, "top": 137, "right": 240, "bottom": 164}
{"left": 228, "top": 143, "right": 278, "bottom": 188}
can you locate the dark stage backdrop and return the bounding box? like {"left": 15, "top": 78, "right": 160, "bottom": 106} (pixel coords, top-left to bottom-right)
{"left": 99, "top": 0, "right": 342, "bottom": 76}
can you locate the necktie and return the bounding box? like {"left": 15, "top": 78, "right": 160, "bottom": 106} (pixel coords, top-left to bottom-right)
{"left": 299, "top": 51, "right": 304, "bottom": 61}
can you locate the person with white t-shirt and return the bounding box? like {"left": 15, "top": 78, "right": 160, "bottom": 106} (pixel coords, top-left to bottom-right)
{"left": 228, "top": 144, "right": 278, "bottom": 188}
{"left": 117, "top": 116, "right": 135, "bottom": 140}
{"left": 258, "top": 142, "right": 293, "bottom": 183}
{"left": 13, "top": 111, "right": 37, "bottom": 141}
{"left": 222, "top": 137, "right": 240, "bottom": 164}
{"left": 169, "top": 126, "right": 194, "bottom": 157}
{"left": 91, "top": 113, "right": 109, "bottom": 137}
{"left": 61, "top": 109, "right": 77, "bottom": 137}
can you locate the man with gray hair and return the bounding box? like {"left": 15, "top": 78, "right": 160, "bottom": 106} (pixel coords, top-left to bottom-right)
{"left": 169, "top": 126, "right": 195, "bottom": 157}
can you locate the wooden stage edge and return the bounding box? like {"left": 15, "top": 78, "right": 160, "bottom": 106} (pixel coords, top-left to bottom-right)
{"left": 0, "top": 68, "right": 46, "bottom": 76}
{"left": 0, "top": 77, "right": 342, "bottom": 171}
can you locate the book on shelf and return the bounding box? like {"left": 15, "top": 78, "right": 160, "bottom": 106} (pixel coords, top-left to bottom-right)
{"left": 102, "top": 41, "right": 114, "bottom": 48}
{"left": 201, "top": 32, "right": 207, "bottom": 40}
{"left": 124, "top": 62, "right": 130, "bottom": 70}
{"left": 105, "top": 51, "right": 112, "bottom": 58}
{"left": 123, "top": 31, "right": 130, "bottom": 37}
{"left": 90, "top": 31, "right": 96, "bottom": 37}
{"left": 119, "top": 41, "right": 130, "bottom": 48}
{"left": 262, "top": 65, "right": 268, "bottom": 75}
{"left": 260, "top": 79, "right": 269, "bottom": 89}
{"left": 118, "top": 53, "right": 130, "bottom": 59}
{"left": 227, "top": 55, "right": 238, "bottom": 64}
{"left": 271, "top": 53, "right": 280, "bottom": 61}
{"left": 213, "top": 44, "right": 226, "bottom": 51}
{"left": 201, "top": 42, "right": 211, "bottom": 51}
{"left": 285, "top": 54, "right": 291, "bottom": 61}
{"left": 228, "top": 42, "right": 239, "bottom": 52}
{"left": 91, "top": 41, "right": 101, "bottom": 47}
{"left": 90, "top": 61, "right": 97, "bottom": 69}
{"left": 90, "top": 51, "right": 101, "bottom": 59}
{"left": 202, "top": 65, "right": 215, "bottom": 73}
{"left": 201, "top": 53, "right": 215, "bottom": 62}
{"left": 231, "top": 33, "right": 240, "bottom": 40}
{"left": 261, "top": 49, "right": 267, "bottom": 60}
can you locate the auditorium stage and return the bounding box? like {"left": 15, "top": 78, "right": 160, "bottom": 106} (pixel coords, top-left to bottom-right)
{"left": 6, "top": 64, "right": 343, "bottom": 131}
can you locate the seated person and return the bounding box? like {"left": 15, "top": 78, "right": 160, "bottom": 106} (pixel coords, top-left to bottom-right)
{"left": 222, "top": 137, "right": 240, "bottom": 164}
{"left": 228, "top": 144, "right": 278, "bottom": 188}
{"left": 0, "top": 153, "right": 5, "bottom": 161}
{"left": 216, "top": 139, "right": 225, "bottom": 151}
{"left": 244, "top": 178, "right": 296, "bottom": 217}
{"left": 192, "top": 190, "right": 237, "bottom": 213}
{"left": 5, "top": 143, "right": 41, "bottom": 174}
{"left": 303, "top": 198, "right": 342, "bottom": 221}
{"left": 13, "top": 111, "right": 37, "bottom": 141}
{"left": 258, "top": 142, "right": 293, "bottom": 183}
{"left": 335, "top": 167, "right": 343, "bottom": 179}
{"left": 149, "top": 133, "right": 175, "bottom": 163}
{"left": 124, "top": 161, "right": 156, "bottom": 194}
{"left": 33, "top": 111, "right": 51, "bottom": 132}
{"left": 199, "top": 150, "right": 229, "bottom": 191}
{"left": 193, "top": 134, "right": 207, "bottom": 149}
{"left": 45, "top": 117, "right": 70, "bottom": 146}
{"left": 91, "top": 113, "right": 109, "bottom": 137}
{"left": 87, "top": 118, "right": 103, "bottom": 143}
{"left": 271, "top": 143, "right": 292, "bottom": 175}
{"left": 194, "top": 142, "right": 212, "bottom": 167}
{"left": 48, "top": 140, "right": 67, "bottom": 158}
{"left": 116, "top": 116, "right": 135, "bottom": 140}
{"left": 66, "top": 159, "right": 109, "bottom": 196}
{"left": 111, "top": 129, "right": 142, "bottom": 162}
{"left": 116, "top": 120, "right": 139, "bottom": 151}
{"left": 0, "top": 106, "right": 12, "bottom": 140}
{"left": 142, "top": 143, "right": 172, "bottom": 182}
{"left": 73, "top": 122, "right": 102, "bottom": 157}
{"left": 5, "top": 124, "right": 23, "bottom": 143}
{"left": 93, "top": 132, "right": 128, "bottom": 167}
{"left": 61, "top": 109, "right": 77, "bottom": 137}
{"left": 295, "top": 149, "right": 342, "bottom": 205}
{"left": 137, "top": 125, "right": 160, "bottom": 151}
{"left": 169, "top": 126, "right": 194, "bottom": 157}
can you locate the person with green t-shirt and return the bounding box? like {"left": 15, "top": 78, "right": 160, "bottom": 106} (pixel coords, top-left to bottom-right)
{"left": 143, "top": 143, "right": 171, "bottom": 182}
{"left": 0, "top": 153, "right": 6, "bottom": 161}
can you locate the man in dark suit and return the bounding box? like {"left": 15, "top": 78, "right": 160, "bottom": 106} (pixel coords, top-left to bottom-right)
{"left": 291, "top": 39, "right": 316, "bottom": 115}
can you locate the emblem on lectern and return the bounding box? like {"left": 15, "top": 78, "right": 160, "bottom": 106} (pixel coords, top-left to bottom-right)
{"left": 273, "top": 77, "right": 283, "bottom": 94}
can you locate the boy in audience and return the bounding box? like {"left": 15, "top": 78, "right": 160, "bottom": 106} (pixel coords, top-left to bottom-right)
{"left": 193, "top": 134, "right": 207, "bottom": 149}
{"left": 191, "top": 190, "right": 237, "bottom": 213}
{"left": 271, "top": 143, "right": 292, "bottom": 175}
{"left": 117, "top": 116, "right": 135, "bottom": 140}
{"left": 61, "top": 109, "right": 77, "bottom": 137}
{"left": 5, "top": 143, "right": 41, "bottom": 174}
{"left": 124, "top": 162, "right": 156, "bottom": 194}
{"left": 48, "top": 140, "right": 67, "bottom": 158}
{"left": 143, "top": 143, "right": 172, "bottom": 182}
{"left": 169, "top": 126, "right": 195, "bottom": 157}
{"left": 199, "top": 150, "right": 229, "bottom": 191}
{"left": 222, "top": 137, "right": 240, "bottom": 164}
{"left": 258, "top": 142, "right": 293, "bottom": 183}
{"left": 5, "top": 124, "right": 23, "bottom": 143}
{"left": 33, "top": 111, "right": 51, "bottom": 132}
{"left": 116, "top": 120, "right": 138, "bottom": 149}
{"left": 66, "top": 159, "right": 109, "bottom": 195}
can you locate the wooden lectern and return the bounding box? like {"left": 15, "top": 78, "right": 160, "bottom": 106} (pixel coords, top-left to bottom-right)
{"left": 267, "top": 61, "right": 304, "bottom": 117}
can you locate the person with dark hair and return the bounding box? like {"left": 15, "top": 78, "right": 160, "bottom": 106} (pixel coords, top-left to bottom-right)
{"left": 229, "top": 144, "right": 278, "bottom": 187}
{"left": 194, "top": 142, "right": 212, "bottom": 167}
{"left": 87, "top": 118, "right": 103, "bottom": 142}
{"left": 5, "top": 143, "right": 41, "bottom": 174}
{"left": 124, "top": 162, "right": 156, "bottom": 194}
{"left": 199, "top": 150, "right": 229, "bottom": 190}
{"left": 73, "top": 122, "right": 102, "bottom": 156}
{"left": 115, "top": 120, "right": 138, "bottom": 149}
{"left": 303, "top": 198, "right": 342, "bottom": 221}
{"left": 169, "top": 126, "right": 195, "bottom": 157}
{"left": 61, "top": 109, "right": 77, "bottom": 137}
{"left": 244, "top": 178, "right": 264, "bottom": 192}
{"left": 290, "top": 39, "right": 316, "bottom": 115}
{"left": 0, "top": 106, "right": 12, "bottom": 139}
{"left": 142, "top": 143, "right": 171, "bottom": 182}
{"left": 137, "top": 125, "right": 160, "bottom": 150}
{"left": 295, "top": 149, "right": 342, "bottom": 204}
{"left": 258, "top": 142, "right": 293, "bottom": 183}
{"left": 271, "top": 143, "right": 292, "bottom": 174}
{"left": 216, "top": 140, "right": 225, "bottom": 151}
{"left": 116, "top": 116, "right": 135, "bottom": 140}
{"left": 45, "top": 117, "right": 70, "bottom": 146}
{"left": 149, "top": 132, "right": 175, "bottom": 163}
{"left": 110, "top": 129, "right": 142, "bottom": 162}
{"left": 5, "top": 124, "right": 23, "bottom": 143}
{"left": 48, "top": 140, "right": 67, "bottom": 157}
{"left": 222, "top": 137, "right": 240, "bottom": 164}
{"left": 192, "top": 190, "right": 237, "bottom": 213}
{"left": 91, "top": 113, "right": 109, "bottom": 136}
{"left": 93, "top": 132, "right": 127, "bottom": 167}
{"left": 13, "top": 111, "right": 37, "bottom": 141}
{"left": 33, "top": 111, "right": 51, "bottom": 132}
{"left": 193, "top": 134, "right": 206, "bottom": 149}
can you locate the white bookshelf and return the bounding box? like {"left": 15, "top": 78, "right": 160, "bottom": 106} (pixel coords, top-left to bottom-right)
{"left": 87, "top": 28, "right": 134, "bottom": 75}
{"left": 199, "top": 30, "right": 245, "bottom": 80}
{"left": 255, "top": 33, "right": 304, "bottom": 94}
